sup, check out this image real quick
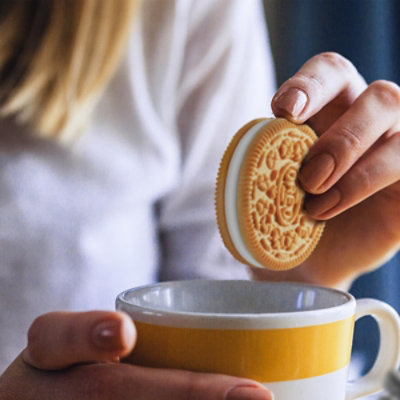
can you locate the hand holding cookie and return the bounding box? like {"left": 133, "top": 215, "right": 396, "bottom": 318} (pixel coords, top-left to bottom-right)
{"left": 216, "top": 118, "right": 325, "bottom": 271}
{"left": 256, "top": 52, "right": 400, "bottom": 287}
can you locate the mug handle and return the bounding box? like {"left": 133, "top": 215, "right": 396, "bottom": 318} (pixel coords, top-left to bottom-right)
{"left": 346, "top": 298, "right": 400, "bottom": 400}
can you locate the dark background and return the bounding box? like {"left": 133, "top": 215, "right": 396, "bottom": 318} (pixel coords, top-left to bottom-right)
{"left": 263, "top": 0, "right": 400, "bottom": 373}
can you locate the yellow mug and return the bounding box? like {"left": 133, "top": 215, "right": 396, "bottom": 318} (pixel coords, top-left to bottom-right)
{"left": 116, "top": 280, "right": 400, "bottom": 400}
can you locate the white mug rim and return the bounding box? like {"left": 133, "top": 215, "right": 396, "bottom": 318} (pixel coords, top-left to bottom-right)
{"left": 116, "top": 280, "right": 356, "bottom": 329}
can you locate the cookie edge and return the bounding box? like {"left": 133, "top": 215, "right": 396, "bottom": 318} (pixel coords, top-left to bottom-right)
{"left": 215, "top": 118, "right": 267, "bottom": 267}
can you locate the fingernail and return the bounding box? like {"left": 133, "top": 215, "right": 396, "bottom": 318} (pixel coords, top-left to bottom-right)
{"left": 273, "top": 87, "right": 308, "bottom": 119}
{"left": 92, "top": 319, "right": 123, "bottom": 351}
{"left": 304, "top": 188, "right": 341, "bottom": 218}
{"left": 225, "top": 385, "right": 274, "bottom": 400}
{"left": 299, "top": 153, "right": 336, "bottom": 193}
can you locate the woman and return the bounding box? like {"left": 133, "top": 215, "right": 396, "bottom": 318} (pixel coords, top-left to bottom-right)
{"left": 1, "top": 0, "right": 400, "bottom": 399}
{"left": 0, "top": 0, "right": 274, "bottom": 382}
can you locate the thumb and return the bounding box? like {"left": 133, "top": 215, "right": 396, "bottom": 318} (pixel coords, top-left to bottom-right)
{"left": 22, "top": 310, "right": 136, "bottom": 370}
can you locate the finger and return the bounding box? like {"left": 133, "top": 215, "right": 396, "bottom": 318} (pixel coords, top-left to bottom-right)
{"left": 298, "top": 80, "right": 400, "bottom": 194}
{"left": 86, "top": 363, "right": 274, "bottom": 400}
{"left": 5, "top": 355, "right": 274, "bottom": 400}
{"left": 304, "top": 132, "right": 400, "bottom": 219}
{"left": 271, "top": 52, "right": 366, "bottom": 123}
{"left": 22, "top": 311, "right": 136, "bottom": 370}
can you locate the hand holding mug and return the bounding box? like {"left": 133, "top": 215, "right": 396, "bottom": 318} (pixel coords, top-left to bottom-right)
{"left": 117, "top": 280, "right": 400, "bottom": 400}
{"left": 0, "top": 311, "right": 273, "bottom": 400}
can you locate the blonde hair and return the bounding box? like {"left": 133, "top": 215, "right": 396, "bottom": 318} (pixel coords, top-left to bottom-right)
{"left": 0, "top": 0, "right": 140, "bottom": 141}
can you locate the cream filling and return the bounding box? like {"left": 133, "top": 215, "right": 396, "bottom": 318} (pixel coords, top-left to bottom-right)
{"left": 224, "top": 119, "right": 269, "bottom": 269}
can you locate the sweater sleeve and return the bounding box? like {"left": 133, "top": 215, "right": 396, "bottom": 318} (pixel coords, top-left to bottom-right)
{"left": 158, "top": 0, "right": 276, "bottom": 280}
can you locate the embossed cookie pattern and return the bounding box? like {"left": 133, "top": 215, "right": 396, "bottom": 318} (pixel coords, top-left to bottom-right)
{"left": 238, "top": 120, "right": 325, "bottom": 270}
{"left": 242, "top": 128, "right": 322, "bottom": 266}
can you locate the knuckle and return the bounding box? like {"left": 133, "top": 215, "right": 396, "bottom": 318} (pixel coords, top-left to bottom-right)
{"left": 317, "top": 52, "right": 357, "bottom": 75}
{"left": 347, "top": 163, "right": 372, "bottom": 193}
{"left": 336, "top": 124, "right": 363, "bottom": 151}
{"left": 369, "top": 80, "right": 400, "bottom": 108}
{"left": 286, "top": 72, "right": 323, "bottom": 94}
{"left": 180, "top": 371, "right": 215, "bottom": 400}
{"left": 294, "top": 52, "right": 359, "bottom": 92}
{"left": 181, "top": 371, "right": 199, "bottom": 400}
{"left": 179, "top": 371, "right": 232, "bottom": 400}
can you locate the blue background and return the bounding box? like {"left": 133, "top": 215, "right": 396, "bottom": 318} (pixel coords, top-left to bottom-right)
{"left": 263, "top": 0, "right": 400, "bottom": 373}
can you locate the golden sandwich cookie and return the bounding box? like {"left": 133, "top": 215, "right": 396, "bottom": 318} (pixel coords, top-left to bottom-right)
{"left": 216, "top": 118, "right": 325, "bottom": 271}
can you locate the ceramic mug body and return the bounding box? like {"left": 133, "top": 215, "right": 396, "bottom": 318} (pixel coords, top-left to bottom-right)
{"left": 116, "top": 280, "right": 400, "bottom": 400}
